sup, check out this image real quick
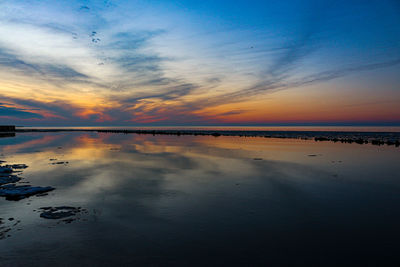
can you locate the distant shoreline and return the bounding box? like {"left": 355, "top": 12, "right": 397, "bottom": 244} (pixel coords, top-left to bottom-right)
{"left": 10, "top": 128, "right": 400, "bottom": 147}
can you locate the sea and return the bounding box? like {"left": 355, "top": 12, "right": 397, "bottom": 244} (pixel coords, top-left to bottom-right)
{"left": 0, "top": 127, "right": 399, "bottom": 265}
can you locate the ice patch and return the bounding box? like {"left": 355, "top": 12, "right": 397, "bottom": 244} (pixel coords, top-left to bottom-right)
{"left": 0, "top": 184, "right": 54, "bottom": 200}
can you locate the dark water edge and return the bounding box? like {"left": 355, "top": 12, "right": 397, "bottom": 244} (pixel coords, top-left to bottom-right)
{"left": 14, "top": 128, "right": 400, "bottom": 147}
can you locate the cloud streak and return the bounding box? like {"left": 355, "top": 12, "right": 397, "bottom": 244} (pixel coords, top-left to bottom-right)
{"left": 0, "top": 104, "right": 43, "bottom": 119}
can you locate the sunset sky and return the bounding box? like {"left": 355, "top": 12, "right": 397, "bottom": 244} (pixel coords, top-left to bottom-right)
{"left": 0, "top": 0, "right": 399, "bottom": 126}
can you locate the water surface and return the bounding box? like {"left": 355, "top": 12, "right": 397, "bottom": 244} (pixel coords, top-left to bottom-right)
{"left": 0, "top": 132, "right": 399, "bottom": 266}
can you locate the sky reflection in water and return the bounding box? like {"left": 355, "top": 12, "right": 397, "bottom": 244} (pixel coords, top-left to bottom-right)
{"left": 0, "top": 132, "right": 399, "bottom": 266}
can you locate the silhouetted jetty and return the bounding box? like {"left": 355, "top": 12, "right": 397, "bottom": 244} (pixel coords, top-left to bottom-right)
{"left": 0, "top": 133, "right": 15, "bottom": 138}
{"left": 0, "top": 126, "right": 16, "bottom": 138}
{"left": 0, "top": 125, "right": 15, "bottom": 132}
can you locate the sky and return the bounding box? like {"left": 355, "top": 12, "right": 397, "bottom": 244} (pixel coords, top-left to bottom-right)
{"left": 0, "top": 0, "right": 399, "bottom": 126}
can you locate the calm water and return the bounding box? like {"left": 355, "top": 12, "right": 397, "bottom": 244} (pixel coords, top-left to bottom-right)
{"left": 0, "top": 132, "right": 399, "bottom": 266}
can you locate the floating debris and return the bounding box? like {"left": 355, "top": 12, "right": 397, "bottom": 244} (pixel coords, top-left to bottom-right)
{"left": 0, "top": 162, "right": 55, "bottom": 200}
{"left": 0, "top": 164, "right": 25, "bottom": 185}
{"left": 51, "top": 161, "right": 69, "bottom": 165}
{"left": 3, "top": 164, "right": 28, "bottom": 169}
{"left": 0, "top": 218, "right": 11, "bottom": 239}
{"left": 0, "top": 184, "right": 55, "bottom": 201}
{"left": 39, "top": 206, "right": 87, "bottom": 223}
{"left": 0, "top": 166, "right": 13, "bottom": 173}
{"left": 253, "top": 158, "right": 263, "bottom": 161}
{"left": 0, "top": 175, "right": 21, "bottom": 185}
{"left": 0, "top": 217, "right": 21, "bottom": 239}
{"left": 35, "top": 192, "right": 49, "bottom": 197}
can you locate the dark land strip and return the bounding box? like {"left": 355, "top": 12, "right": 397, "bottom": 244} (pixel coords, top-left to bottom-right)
{"left": 5, "top": 128, "right": 400, "bottom": 147}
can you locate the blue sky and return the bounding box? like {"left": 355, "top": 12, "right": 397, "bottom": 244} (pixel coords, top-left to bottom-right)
{"left": 0, "top": 0, "right": 399, "bottom": 126}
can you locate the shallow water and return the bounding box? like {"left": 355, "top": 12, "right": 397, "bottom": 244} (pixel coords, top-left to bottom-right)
{"left": 0, "top": 132, "right": 399, "bottom": 266}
